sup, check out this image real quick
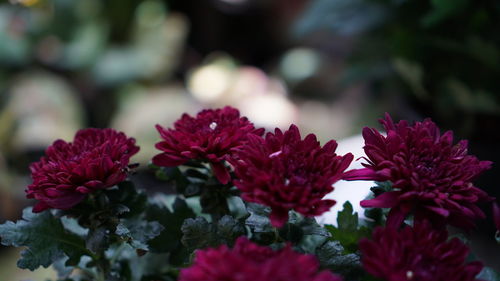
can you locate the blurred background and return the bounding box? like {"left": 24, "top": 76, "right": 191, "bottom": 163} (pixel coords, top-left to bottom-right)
{"left": 0, "top": 0, "right": 499, "bottom": 279}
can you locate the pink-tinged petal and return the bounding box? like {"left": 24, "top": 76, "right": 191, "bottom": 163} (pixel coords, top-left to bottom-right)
{"left": 85, "top": 180, "right": 103, "bottom": 188}
{"left": 342, "top": 168, "right": 380, "bottom": 181}
{"left": 353, "top": 113, "right": 491, "bottom": 230}
{"left": 26, "top": 128, "right": 138, "bottom": 212}
{"left": 360, "top": 191, "right": 400, "bottom": 208}
{"left": 385, "top": 205, "right": 409, "bottom": 228}
{"left": 360, "top": 221, "right": 483, "bottom": 281}
{"left": 152, "top": 153, "right": 187, "bottom": 167}
{"left": 493, "top": 202, "right": 500, "bottom": 232}
{"left": 425, "top": 206, "right": 450, "bottom": 218}
{"left": 233, "top": 124, "right": 347, "bottom": 221}
{"left": 210, "top": 161, "right": 230, "bottom": 184}
{"left": 76, "top": 186, "right": 92, "bottom": 194}
{"left": 180, "top": 237, "right": 341, "bottom": 281}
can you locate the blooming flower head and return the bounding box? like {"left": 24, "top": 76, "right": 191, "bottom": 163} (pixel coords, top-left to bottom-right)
{"left": 27, "top": 128, "right": 139, "bottom": 212}
{"left": 232, "top": 125, "right": 353, "bottom": 227}
{"left": 153, "top": 106, "right": 263, "bottom": 184}
{"left": 359, "top": 221, "right": 483, "bottom": 281}
{"left": 344, "top": 113, "right": 492, "bottom": 229}
{"left": 179, "top": 236, "right": 342, "bottom": 281}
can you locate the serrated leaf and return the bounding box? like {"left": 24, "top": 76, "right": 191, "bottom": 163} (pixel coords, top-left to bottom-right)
{"left": 477, "top": 267, "right": 500, "bottom": 281}
{"left": 245, "top": 203, "right": 273, "bottom": 233}
{"left": 116, "top": 219, "right": 164, "bottom": 251}
{"left": 0, "top": 208, "right": 90, "bottom": 270}
{"left": 146, "top": 197, "right": 196, "bottom": 254}
{"left": 325, "top": 201, "right": 370, "bottom": 254}
{"left": 52, "top": 257, "right": 74, "bottom": 279}
{"left": 180, "top": 217, "right": 214, "bottom": 250}
{"left": 106, "top": 181, "right": 148, "bottom": 217}
{"left": 288, "top": 212, "right": 330, "bottom": 237}
{"left": 86, "top": 226, "right": 109, "bottom": 254}
{"left": 181, "top": 215, "right": 246, "bottom": 251}
{"left": 316, "top": 241, "right": 362, "bottom": 280}
{"left": 215, "top": 215, "right": 246, "bottom": 247}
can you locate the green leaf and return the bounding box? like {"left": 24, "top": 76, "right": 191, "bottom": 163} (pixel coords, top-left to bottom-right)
{"left": 316, "top": 240, "right": 362, "bottom": 280}
{"left": 106, "top": 181, "right": 148, "bottom": 217}
{"left": 477, "top": 267, "right": 500, "bottom": 281}
{"left": 0, "top": 208, "right": 90, "bottom": 270}
{"left": 180, "top": 217, "right": 214, "bottom": 250}
{"left": 146, "top": 197, "right": 196, "bottom": 254}
{"left": 421, "top": 0, "right": 468, "bottom": 27}
{"left": 215, "top": 215, "right": 246, "bottom": 247}
{"left": 245, "top": 203, "right": 274, "bottom": 233}
{"left": 181, "top": 215, "right": 246, "bottom": 251}
{"left": 370, "top": 181, "right": 393, "bottom": 196}
{"left": 325, "top": 201, "right": 370, "bottom": 254}
{"left": 116, "top": 219, "right": 164, "bottom": 251}
{"left": 86, "top": 226, "right": 110, "bottom": 254}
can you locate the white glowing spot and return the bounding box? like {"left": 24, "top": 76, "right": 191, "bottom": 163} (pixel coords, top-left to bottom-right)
{"left": 284, "top": 179, "right": 290, "bottom": 186}
{"left": 280, "top": 48, "right": 320, "bottom": 82}
{"left": 209, "top": 122, "right": 218, "bottom": 130}
{"left": 188, "top": 65, "right": 232, "bottom": 103}
{"left": 406, "top": 271, "right": 414, "bottom": 279}
{"left": 240, "top": 94, "right": 296, "bottom": 128}
{"left": 269, "top": 150, "right": 282, "bottom": 158}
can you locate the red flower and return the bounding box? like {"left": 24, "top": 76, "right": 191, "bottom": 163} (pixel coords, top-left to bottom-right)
{"left": 360, "top": 221, "right": 483, "bottom": 281}
{"left": 179, "top": 237, "right": 342, "bottom": 281}
{"left": 153, "top": 106, "right": 263, "bottom": 184}
{"left": 26, "top": 128, "right": 139, "bottom": 212}
{"left": 344, "top": 113, "right": 492, "bottom": 229}
{"left": 232, "top": 125, "right": 353, "bottom": 227}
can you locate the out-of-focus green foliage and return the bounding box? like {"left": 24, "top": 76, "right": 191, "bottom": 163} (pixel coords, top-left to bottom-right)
{"left": 296, "top": 0, "right": 500, "bottom": 137}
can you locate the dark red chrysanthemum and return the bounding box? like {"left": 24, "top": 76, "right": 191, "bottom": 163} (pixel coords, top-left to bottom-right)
{"left": 179, "top": 237, "right": 343, "bottom": 281}
{"left": 153, "top": 106, "right": 263, "bottom": 184}
{"left": 344, "top": 113, "right": 492, "bottom": 229}
{"left": 26, "top": 128, "right": 139, "bottom": 212}
{"left": 232, "top": 125, "right": 353, "bottom": 227}
{"left": 359, "top": 221, "right": 483, "bottom": 281}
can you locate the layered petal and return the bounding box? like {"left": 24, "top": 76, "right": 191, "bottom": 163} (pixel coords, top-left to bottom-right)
{"left": 232, "top": 124, "right": 353, "bottom": 227}
{"left": 347, "top": 113, "right": 492, "bottom": 229}
{"left": 26, "top": 128, "right": 139, "bottom": 212}
{"left": 179, "top": 237, "right": 343, "bottom": 281}
{"left": 152, "top": 106, "right": 262, "bottom": 184}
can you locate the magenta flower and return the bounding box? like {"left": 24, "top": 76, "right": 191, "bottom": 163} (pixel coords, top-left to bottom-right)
{"left": 179, "top": 237, "right": 343, "bottom": 281}
{"left": 26, "top": 128, "right": 139, "bottom": 213}
{"left": 359, "top": 221, "right": 483, "bottom": 281}
{"left": 232, "top": 125, "right": 353, "bottom": 227}
{"left": 344, "top": 113, "right": 492, "bottom": 229}
{"left": 153, "top": 106, "right": 263, "bottom": 184}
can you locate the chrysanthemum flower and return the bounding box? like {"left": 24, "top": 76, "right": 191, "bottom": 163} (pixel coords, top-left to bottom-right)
{"left": 232, "top": 125, "right": 353, "bottom": 227}
{"left": 359, "top": 221, "right": 483, "bottom": 281}
{"left": 26, "top": 128, "right": 139, "bottom": 212}
{"left": 153, "top": 106, "right": 263, "bottom": 184}
{"left": 179, "top": 237, "right": 342, "bottom": 281}
{"left": 344, "top": 113, "right": 492, "bottom": 229}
